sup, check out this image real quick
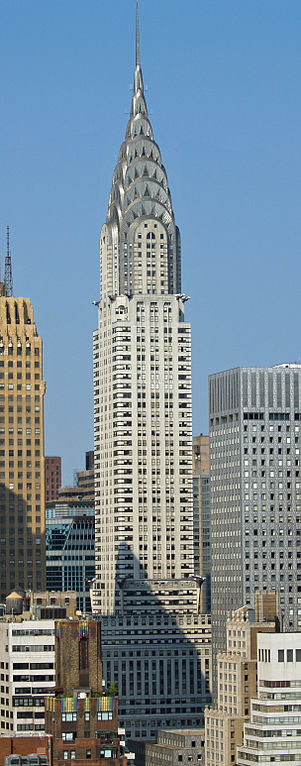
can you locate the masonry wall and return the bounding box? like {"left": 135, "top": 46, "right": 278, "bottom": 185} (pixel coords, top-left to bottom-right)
{"left": 45, "top": 696, "right": 125, "bottom": 766}
{"left": 55, "top": 619, "right": 102, "bottom": 695}
{"left": 0, "top": 734, "right": 53, "bottom": 764}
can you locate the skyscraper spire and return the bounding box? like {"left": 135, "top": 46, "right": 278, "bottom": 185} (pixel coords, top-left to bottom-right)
{"left": 104, "top": 0, "right": 181, "bottom": 296}
{"left": 136, "top": 0, "right": 141, "bottom": 68}
{"left": 133, "top": 0, "right": 144, "bottom": 99}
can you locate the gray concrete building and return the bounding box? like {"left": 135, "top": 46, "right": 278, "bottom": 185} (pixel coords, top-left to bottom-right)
{"left": 91, "top": 1, "right": 211, "bottom": 740}
{"left": 145, "top": 729, "right": 205, "bottom": 766}
{"left": 209, "top": 364, "right": 301, "bottom": 680}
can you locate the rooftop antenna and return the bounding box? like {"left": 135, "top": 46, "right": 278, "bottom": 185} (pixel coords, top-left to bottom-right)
{"left": 136, "top": 0, "right": 141, "bottom": 68}
{"left": 133, "top": 0, "right": 144, "bottom": 99}
{"left": 4, "top": 226, "right": 13, "bottom": 297}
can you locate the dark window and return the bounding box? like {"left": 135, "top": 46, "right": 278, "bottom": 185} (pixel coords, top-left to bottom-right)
{"left": 79, "top": 637, "right": 88, "bottom": 670}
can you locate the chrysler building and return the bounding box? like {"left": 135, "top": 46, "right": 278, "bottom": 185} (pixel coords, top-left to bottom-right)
{"left": 92, "top": 2, "right": 211, "bottom": 739}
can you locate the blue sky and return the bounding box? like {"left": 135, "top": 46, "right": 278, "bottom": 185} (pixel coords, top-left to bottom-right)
{"left": 0, "top": 1, "right": 300, "bottom": 484}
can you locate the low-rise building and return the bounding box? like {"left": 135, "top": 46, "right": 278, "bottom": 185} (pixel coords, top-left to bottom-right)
{"left": 205, "top": 591, "right": 278, "bottom": 766}
{"left": 237, "top": 632, "right": 301, "bottom": 766}
{"left": 0, "top": 591, "right": 77, "bottom": 735}
{"left": 0, "top": 733, "right": 52, "bottom": 765}
{"left": 44, "top": 617, "right": 126, "bottom": 766}
{"left": 0, "top": 619, "right": 55, "bottom": 735}
{"left": 45, "top": 695, "right": 125, "bottom": 765}
{"left": 26, "top": 591, "right": 77, "bottom": 621}
{"left": 145, "top": 729, "right": 205, "bottom": 766}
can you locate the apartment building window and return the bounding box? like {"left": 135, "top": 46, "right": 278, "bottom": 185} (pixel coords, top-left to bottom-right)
{"left": 97, "top": 711, "right": 113, "bottom": 720}
{"left": 62, "top": 712, "right": 77, "bottom": 721}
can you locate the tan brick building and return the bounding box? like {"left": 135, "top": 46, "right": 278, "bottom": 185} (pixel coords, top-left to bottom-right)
{"left": 0, "top": 293, "right": 46, "bottom": 600}
{"left": 205, "top": 591, "right": 278, "bottom": 766}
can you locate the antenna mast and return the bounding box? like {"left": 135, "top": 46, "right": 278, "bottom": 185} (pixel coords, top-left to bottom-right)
{"left": 136, "top": 0, "right": 141, "bottom": 68}
{"left": 4, "top": 226, "right": 13, "bottom": 296}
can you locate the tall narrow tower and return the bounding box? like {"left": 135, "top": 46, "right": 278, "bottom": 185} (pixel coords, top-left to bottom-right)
{"left": 93, "top": 0, "right": 191, "bottom": 615}
{"left": 0, "top": 230, "right": 46, "bottom": 600}
{"left": 92, "top": 2, "right": 211, "bottom": 741}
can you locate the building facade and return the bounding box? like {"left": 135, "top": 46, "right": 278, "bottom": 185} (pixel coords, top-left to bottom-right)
{"left": 45, "top": 696, "right": 125, "bottom": 766}
{"left": 56, "top": 451, "right": 94, "bottom": 505}
{"left": 237, "top": 632, "right": 301, "bottom": 766}
{"left": 53, "top": 619, "right": 102, "bottom": 695}
{"left": 0, "top": 290, "right": 46, "bottom": 601}
{"left": 101, "top": 605, "right": 211, "bottom": 740}
{"left": 76, "top": 450, "right": 94, "bottom": 502}
{"left": 0, "top": 618, "right": 55, "bottom": 735}
{"left": 145, "top": 729, "right": 205, "bottom": 766}
{"left": 192, "top": 435, "right": 211, "bottom": 612}
{"left": 45, "top": 619, "right": 127, "bottom": 766}
{"left": 45, "top": 457, "right": 61, "bottom": 504}
{"left": 0, "top": 590, "right": 78, "bottom": 736}
{"left": 209, "top": 365, "right": 301, "bottom": 668}
{"left": 205, "top": 592, "right": 278, "bottom": 766}
{"left": 91, "top": 2, "right": 211, "bottom": 740}
{"left": 46, "top": 501, "right": 95, "bottom": 613}
{"left": 0, "top": 735, "right": 52, "bottom": 765}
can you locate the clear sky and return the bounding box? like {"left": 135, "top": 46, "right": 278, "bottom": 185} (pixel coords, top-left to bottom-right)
{"left": 0, "top": 0, "right": 300, "bottom": 484}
